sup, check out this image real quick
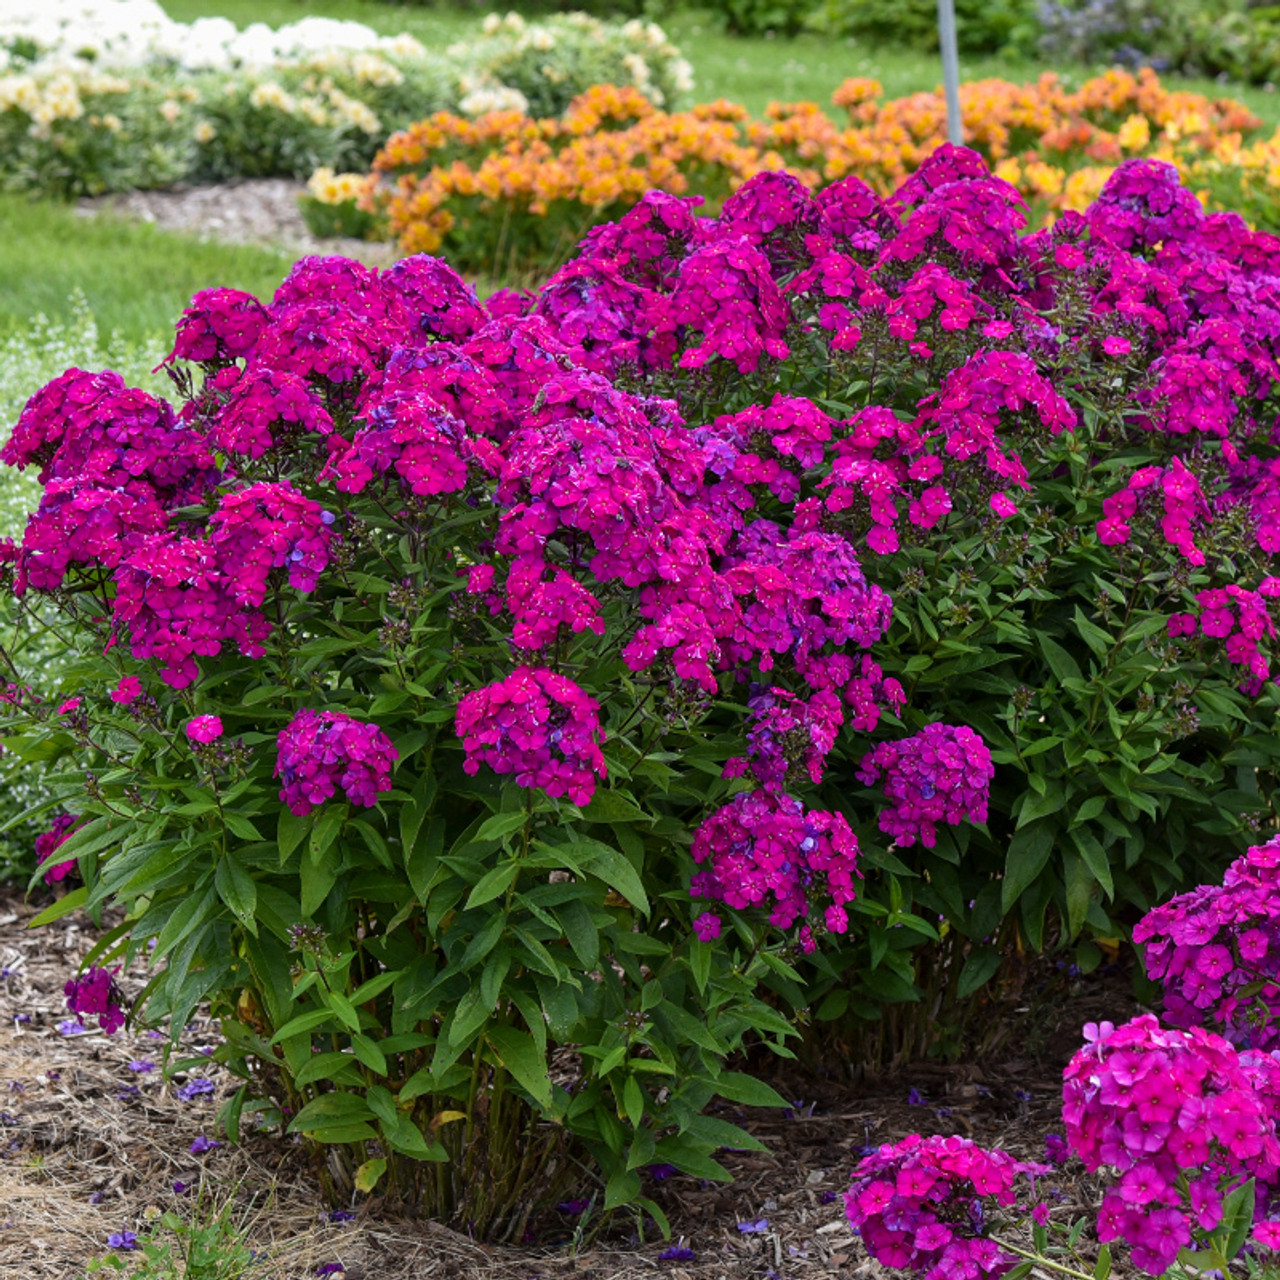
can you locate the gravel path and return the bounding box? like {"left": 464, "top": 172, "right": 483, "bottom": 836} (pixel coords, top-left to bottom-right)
{"left": 77, "top": 178, "right": 395, "bottom": 265}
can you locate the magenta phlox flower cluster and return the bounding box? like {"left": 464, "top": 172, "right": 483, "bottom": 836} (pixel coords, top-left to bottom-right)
{"left": 494, "top": 390, "right": 706, "bottom": 586}
{"left": 65, "top": 965, "right": 127, "bottom": 1034}
{"left": 36, "top": 813, "right": 81, "bottom": 885}
{"left": 206, "top": 482, "right": 332, "bottom": 606}
{"left": 577, "top": 189, "right": 702, "bottom": 288}
{"left": 209, "top": 368, "right": 335, "bottom": 460}
{"left": 459, "top": 314, "right": 573, "bottom": 427}
{"left": 111, "top": 534, "right": 270, "bottom": 688}
{"left": 723, "top": 684, "right": 843, "bottom": 789}
{"left": 845, "top": 1134, "right": 1046, "bottom": 1280}
{"left": 814, "top": 174, "right": 900, "bottom": 255}
{"left": 1088, "top": 159, "right": 1206, "bottom": 253}
{"left": 1097, "top": 457, "right": 1210, "bottom": 566}
{"left": 455, "top": 666, "right": 606, "bottom": 806}
{"left": 325, "top": 392, "right": 473, "bottom": 497}
{"left": 693, "top": 395, "right": 837, "bottom": 525}
{"left": 1134, "top": 836, "right": 1280, "bottom": 1050}
{"left": 506, "top": 556, "right": 606, "bottom": 651}
{"left": 722, "top": 518, "right": 892, "bottom": 674}
{"left": 381, "top": 253, "right": 487, "bottom": 342}
{"left": 1166, "top": 580, "right": 1280, "bottom": 683}
{"left": 711, "top": 170, "right": 820, "bottom": 262}
{"left": 881, "top": 176, "right": 1027, "bottom": 271}
{"left": 16, "top": 478, "right": 168, "bottom": 592}
{"left": 275, "top": 708, "right": 399, "bottom": 816}
{"left": 880, "top": 264, "right": 990, "bottom": 344}
{"left": 690, "top": 788, "right": 859, "bottom": 944}
{"left": 359, "top": 344, "right": 510, "bottom": 444}
{"left": 656, "top": 237, "right": 791, "bottom": 373}
{"left": 858, "top": 723, "right": 993, "bottom": 848}
{"left": 168, "top": 287, "right": 269, "bottom": 365}
{"left": 533, "top": 258, "right": 660, "bottom": 375}
{"left": 6, "top": 379, "right": 217, "bottom": 509}
{"left": 1063, "top": 1014, "right": 1280, "bottom": 1275}
{"left": 892, "top": 144, "right": 995, "bottom": 211}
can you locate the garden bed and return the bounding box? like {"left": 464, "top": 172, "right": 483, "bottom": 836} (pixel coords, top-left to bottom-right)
{"left": 0, "top": 886, "right": 1141, "bottom": 1279}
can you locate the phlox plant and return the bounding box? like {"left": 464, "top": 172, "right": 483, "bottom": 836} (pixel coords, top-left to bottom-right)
{"left": 509, "top": 149, "right": 1280, "bottom": 1068}
{"left": 0, "top": 248, "right": 908, "bottom": 1238}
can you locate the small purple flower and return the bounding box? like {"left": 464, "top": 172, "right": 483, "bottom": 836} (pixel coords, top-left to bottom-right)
{"left": 107, "top": 1231, "right": 138, "bottom": 1251}
{"left": 658, "top": 1244, "right": 695, "bottom": 1261}
{"left": 89, "top": 1192, "right": 104, "bottom": 1205}
{"left": 189, "top": 1134, "right": 220, "bottom": 1154}
{"left": 176, "top": 1078, "right": 215, "bottom": 1102}
{"left": 738, "top": 1218, "right": 769, "bottom": 1234}
{"left": 57, "top": 1019, "right": 88, "bottom": 1035}
{"left": 820, "top": 1190, "right": 837, "bottom": 1204}
{"left": 1014, "top": 1088, "right": 1033, "bottom": 1102}
{"left": 1045, "top": 1133, "right": 1068, "bottom": 1165}
{"left": 906, "top": 1087, "right": 925, "bottom": 1105}
{"left": 315, "top": 1265, "right": 345, "bottom": 1277}
{"left": 557, "top": 1198, "right": 590, "bottom": 1216}
{"left": 115, "top": 1085, "right": 140, "bottom": 1100}
{"left": 327, "top": 1210, "right": 356, "bottom": 1223}
{"left": 128, "top": 1060, "right": 155, "bottom": 1073}
{"left": 173, "top": 1180, "right": 193, "bottom": 1195}
{"left": 647, "top": 1163, "right": 677, "bottom": 1182}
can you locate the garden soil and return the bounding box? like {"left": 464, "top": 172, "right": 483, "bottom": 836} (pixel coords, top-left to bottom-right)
{"left": 0, "top": 886, "right": 1144, "bottom": 1280}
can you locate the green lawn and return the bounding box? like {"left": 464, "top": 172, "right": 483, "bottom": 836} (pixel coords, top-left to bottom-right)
{"left": 0, "top": 193, "right": 293, "bottom": 343}
{"left": 7, "top": 1, "right": 1280, "bottom": 350}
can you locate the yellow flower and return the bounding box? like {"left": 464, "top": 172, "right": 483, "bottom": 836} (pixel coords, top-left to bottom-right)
{"left": 1116, "top": 114, "right": 1150, "bottom": 152}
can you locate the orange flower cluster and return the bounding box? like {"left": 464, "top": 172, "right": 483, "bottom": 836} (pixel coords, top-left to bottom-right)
{"left": 365, "top": 71, "right": 1266, "bottom": 271}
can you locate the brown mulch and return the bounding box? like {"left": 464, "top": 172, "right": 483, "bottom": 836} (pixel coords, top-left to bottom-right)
{"left": 76, "top": 179, "right": 395, "bottom": 266}
{"left": 0, "top": 887, "right": 1145, "bottom": 1280}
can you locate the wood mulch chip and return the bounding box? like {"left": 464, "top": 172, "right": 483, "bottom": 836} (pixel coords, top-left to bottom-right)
{"left": 0, "top": 887, "right": 1145, "bottom": 1279}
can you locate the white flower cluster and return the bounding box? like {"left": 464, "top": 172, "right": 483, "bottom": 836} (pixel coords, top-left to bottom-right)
{"left": 0, "top": 0, "right": 427, "bottom": 75}
{"left": 458, "top": 83, "right": 530, "bottom": 117}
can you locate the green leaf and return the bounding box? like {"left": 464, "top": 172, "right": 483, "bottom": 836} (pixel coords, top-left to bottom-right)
{"left": 277, "top": 808, "right": 309, "bottom": 863}
{"left": 1073, "top": 606, "right": 1112, "bottom": 657}
{"left": 475, "top": 810, "right": 531, "bottom": 843}
{"left": 310, "top": 810, "right": 344, "bottom": 864}
{"left": 1220, "top": 1178, "right": 1255, "bottom": 1261}
{"left": 349, "top": 969, "right": 404, "bottom": 1006}
{"left": 406, "top": 816, "right": 444, "bottom": 903}
{"left": 623, "top": 1075, "right": 645, "bottom": 1129}
{"left": 1094, "top": 1243, "right": 1111, "bottom": 1280}
{"left": 287, "top": 1092, "right": 375, "bottom": 1134}
{"left": 28, "top": 886, "right": 88, "bottom": 928}
{"left": 293, "top": 1052, "right": 364, "bottom": 1088}
{"left": 351, "top": 1033, "right": 388, "bottom": 1076}
{"left": 713, "top": 1071, "right": 788, "bottom": 1109}
{"left": 956, "top": 946, "right": 1001, "bottom": 999}
{"left": 270, "top": 1007, "right": 338, "bottom": 1045}
{"left": 580, "top": 790, "right": 649, "bottom": 823}
{"left": 567, "top": 838, "right": 649, "bottom": 915}
{"left": 487, "top": 1026, "right": 552, "bottom": 1108}
{"left": 1062, "top": 850, "right": 1092, "bottom": 940}
{"left": 215, "top": 856, "right": 258, "bottom": 934}
{"left": 1069, "top": 825, "right": 1114, "bottom": 900}
{"left": 223, "top": 812, "right": 263, "bottom": 842}
{"left": 1035, "top": 631, "right": 1082, "bottom": 684}
{"left": 300, "top": 844, "right": 339, "bottom": 918}
{"left": 1000, "top": 820, "right": 1055, "bottom": 913}
{"left": 554, "top": 898, "right": 599, "bottom": 969}
{"left": 465, "top": 861, "right": 520, "bottom": 909}
{"left": 604, "top": 1169, "right": 641, "bottom": 1212}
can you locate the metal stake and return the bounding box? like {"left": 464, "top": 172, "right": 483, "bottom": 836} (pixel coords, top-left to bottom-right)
{"left": 937, "top": 0, "right": 963, "bottom": 145}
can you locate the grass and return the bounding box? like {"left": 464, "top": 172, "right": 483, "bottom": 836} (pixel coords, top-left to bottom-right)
{"left": 6, "top": 1, "right": 1280, "bottom": 349}
{"left": 0, "top": 192, "right": 293, "bottom": 343}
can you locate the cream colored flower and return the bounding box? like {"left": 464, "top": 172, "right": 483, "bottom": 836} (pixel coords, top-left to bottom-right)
{"left": 159, "top": 98, "right": 180, "bottom": 123}
{"left": 194, "top": 119, "right": 216, "bottom": 143}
